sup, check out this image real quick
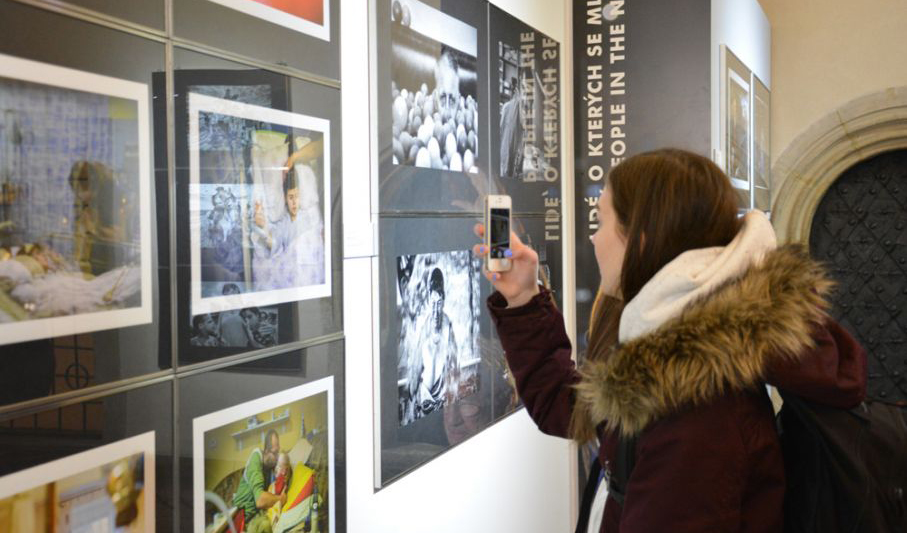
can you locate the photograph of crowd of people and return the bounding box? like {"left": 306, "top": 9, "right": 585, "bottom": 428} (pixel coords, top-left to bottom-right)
{"left": 389, "top": 0, "right": 480, "bottom": 173}
{"left": 395, "top": 250, "right": 480, "bottom": 427}
{"left": 0, "top": 432, "right": 155, "bottom": 532}
{"left": 205, "top": 0, "right": 329, "bottom": 41}
{"left": 497, "top": 41, "right": 555, "bottom": 181}
{"left": 193, "top": 379, "right": 333, "bottom": 533}
{"left": 0, "top": 54, "right": 152, "bottom": 345}
{"left": 190, "top": 284, "right": 278, "bottom": 348}
{"left": 188, "top": 92, "right": 330, "bottom": 315}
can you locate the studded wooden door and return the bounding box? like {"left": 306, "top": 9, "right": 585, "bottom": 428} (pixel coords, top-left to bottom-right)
{"left": 810, "top": 149, "right": 907, "bottom": 407}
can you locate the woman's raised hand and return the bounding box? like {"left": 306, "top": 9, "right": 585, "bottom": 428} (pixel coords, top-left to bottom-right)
{"left": 472, "top": 223, "right": 540, "bottom": 308}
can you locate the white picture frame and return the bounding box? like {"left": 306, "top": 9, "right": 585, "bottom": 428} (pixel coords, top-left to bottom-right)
{"left": 188, "top": 92, "right": 332, "bottom": 315}
{"left": 0, "top": 431, "right": 156, "bottom": 531}
{"left": 205, "top": 0, "right": 330, "bottom": 42}
{"left": 0, "top": 53, "right": 153, "bottom": 345}
{"left": 192, "top": 377, "right": 335, "bottom": 533}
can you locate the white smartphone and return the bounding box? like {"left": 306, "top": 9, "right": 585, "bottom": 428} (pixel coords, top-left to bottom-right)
{"left": 485, "top": 194, "right": 512, "bottom": 272}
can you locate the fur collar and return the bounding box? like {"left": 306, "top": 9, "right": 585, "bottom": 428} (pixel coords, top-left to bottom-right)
{"left": 575, "top": 245, "right": 834, "bottom": 437}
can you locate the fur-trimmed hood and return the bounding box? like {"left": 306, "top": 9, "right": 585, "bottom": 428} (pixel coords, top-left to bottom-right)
{"left": 575, "top": 245, "right": 834, "bottom": 437}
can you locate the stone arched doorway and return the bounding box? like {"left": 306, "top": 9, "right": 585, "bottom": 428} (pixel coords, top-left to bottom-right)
{"left": 809, "top": 150, "right": 907, "bottom": 406}
{"left": 772, "top": 87, "right": 907, "bottom": 407}
{"left": 772, "top": 87, "right": 907, "bottom": 244}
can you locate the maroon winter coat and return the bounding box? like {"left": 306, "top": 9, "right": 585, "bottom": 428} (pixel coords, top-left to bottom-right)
{"left": 488, "top": 246, "right": 867, "bottom": 532}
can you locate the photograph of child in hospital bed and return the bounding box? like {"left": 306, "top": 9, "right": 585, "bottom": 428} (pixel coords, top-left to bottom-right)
{"left": 193, "top": 378, "right": 334, "bottom": 533}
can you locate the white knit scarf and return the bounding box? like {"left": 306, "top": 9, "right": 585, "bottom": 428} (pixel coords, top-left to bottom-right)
{"left": 618, "top": 211, "right": 777, "bottom": 344}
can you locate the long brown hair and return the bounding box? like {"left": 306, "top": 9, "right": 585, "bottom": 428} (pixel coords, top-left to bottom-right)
{"left": 570, "top": 148, "right": 742, "bottom": 442}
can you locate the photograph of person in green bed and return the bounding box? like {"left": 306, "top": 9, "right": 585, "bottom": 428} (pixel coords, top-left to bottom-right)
{"left": 195, "top": 381, "right": 332, "bottom": 533}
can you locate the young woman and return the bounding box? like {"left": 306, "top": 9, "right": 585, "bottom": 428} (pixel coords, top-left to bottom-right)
{"left": 473, "top": 149, "right": 866, "bottom": 532}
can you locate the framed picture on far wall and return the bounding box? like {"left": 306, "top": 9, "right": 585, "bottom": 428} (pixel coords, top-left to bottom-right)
{"left": 720, "top": 45, "right": 752, "bottom": 210}
{"left": 0, "top": 432, "right": 155, "bottom": 532}
{"left": 204, "top": 0, "right": 329, "bottom": 41}
{"left": 187, "top": 92, "right": 331, "bottom": 316}
{"left": 752, "top": 75, "right": 771, "bottom": 213}
{"left": 192, "top": 377, "right": 334, "bottom": 533}
{"left": 0, "top": 53, "right": 153, "bottom": 346}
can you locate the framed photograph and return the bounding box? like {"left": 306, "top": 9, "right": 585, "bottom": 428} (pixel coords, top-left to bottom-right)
{"left": 390, "top": 0, "right": 479, "bottom": 174}
{"left": 192, "top": 377, "right": 334, "bottom": 533}
{"left": 752, "top": 75, "right": 771, "bottom": 213}
{"left": 189, "top": 303, "right": 279, "bottom": 348}
{"left": 0, "top": 53, "right": 152, "bottom": 346}
{"left": 0, "top": 431, "right": 155, "bottom": 532}
{"left": 721, "top": 45, "right": 752, "bottom": 204}
{"left": 395, "top": 250, "right": 481, "bottom": 426}
{"left": 204, "top": 0, "right": 329, "bottom": 41}
{"left": 376, "top": 0, "right": 489, "bottom": 213}
{"left": 489, "top": 5, "right": 562, "bottom": 213}
{"left": 188, "top": 92, "right": 331, "bottom": 315}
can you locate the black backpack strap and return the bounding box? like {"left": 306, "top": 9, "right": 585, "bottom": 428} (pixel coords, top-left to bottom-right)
{"left": 575, "top": 457, "right": 604, "bottom": 533}
{"left": 607, "top": 434, "right": 638, "bottom": 506}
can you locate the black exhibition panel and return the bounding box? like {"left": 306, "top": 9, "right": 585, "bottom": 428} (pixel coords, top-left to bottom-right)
{"left": 377, "top": 215, "right": 499, "bottom": 483}
{"left": 512, "top": 214, "right": 563, "bottom": 309}
{"left": 171, "top": 48, "right": 343, "bottom": 367}
{"left": 0, "top": 381, "right": 176, "bottom": 531}
{"left": 176, "top": 342, "right": 346, "bottom": 533}
{"left": 571, "top": 0, "right": 712, "bottom": 352}
{"left": 0, "top": 0, "right": 172, "bottom": 405}
{"left": 373, "top": 0, "right": 564, "bottom": 488}
{"left": 58, "top": 0, "right": 166, "bottom": 31}
{"left": 376, "top": 0, "right": 491, "bottom": 214}
{"left": 0, "top": 0, "right": 345, "bottom": 531}
{"left": 488, "top": 4, "right": 563, "bottom": 216}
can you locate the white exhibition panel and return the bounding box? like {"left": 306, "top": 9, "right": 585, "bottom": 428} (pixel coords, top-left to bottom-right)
{"left": 710, "top": 0, "right": 771, "bottom": 162}
{"left": 341, "top": 0, "right": 576, "bottom": 531}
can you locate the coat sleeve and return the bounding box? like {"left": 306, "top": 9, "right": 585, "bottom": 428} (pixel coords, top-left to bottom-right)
{"left": 766, "top": 318, "right": 867, "bottom": 409}
{"left": 487, "top": 287, "right": 578, "bottom": 437}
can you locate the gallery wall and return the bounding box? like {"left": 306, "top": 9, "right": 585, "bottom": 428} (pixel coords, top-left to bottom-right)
{"left": 0, "top": 0, "right": 345, "bottom": 531}
{"left": 342, "top": 0, "right": 576, "bottom": 531}
{"left": 756, "top": 0, "right": 907, "bottom": 167}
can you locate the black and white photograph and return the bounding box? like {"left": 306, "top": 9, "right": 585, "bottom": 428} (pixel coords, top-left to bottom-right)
{"left": 498, "top": 41, "right": 557, "bottom": 182}
{"left": 395, "top": 250, "right": 480, "bottom": 427}
{"left": 189, "top": 299, "right": 279, "bottom": 349}
{"left": 390, "top": 0, "right": 480, "bottom": 174}
{"left": 0, "top": 53, "right": 152, "bottom": 346}
{"left": 489, "top": 6, "right": 562, "bottom": 213}
{"left": 188, "top": 92, "right": 331, "bottom": 315}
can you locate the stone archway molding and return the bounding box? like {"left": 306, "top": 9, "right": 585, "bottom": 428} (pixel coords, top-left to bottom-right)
{"left": 772, "top": 86, "right": 907, "bottom": 244}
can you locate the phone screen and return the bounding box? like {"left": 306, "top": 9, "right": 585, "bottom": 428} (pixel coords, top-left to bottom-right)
{"left": 489, "top": 208, "right": 510, "bottom": 258}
